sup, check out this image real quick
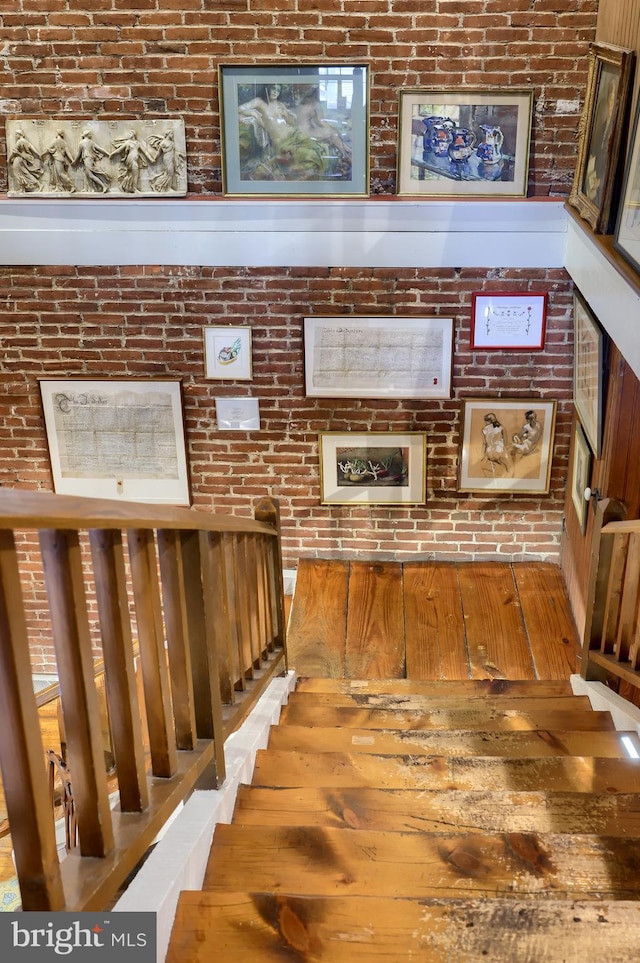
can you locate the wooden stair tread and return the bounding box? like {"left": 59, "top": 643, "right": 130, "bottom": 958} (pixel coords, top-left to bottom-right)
{"left": 266, "top": 725, "right": 634, "bottom": 757}
{"left": 253, "top": 749, "right": 640, "bottom": 791}
{"left": 294, "top": 677, "right": 575, "bottom": 696}
{"left": 203, "top": 824, "right": 640, "bottom": 899}
{"left": 286, "top": 692, "right": 592, "bottom": 711}
{"left": 167, "top": 892, "right": 640, "bottom": 963}
{"left": 233, "top": 786, "right": 640, "bottom": 836}
{"left": 278, "top": 703, "right": 615, "bottom": 731}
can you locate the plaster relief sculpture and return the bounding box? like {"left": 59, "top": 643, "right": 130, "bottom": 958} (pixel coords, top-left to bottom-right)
{"left": 5, "top": 118, "right": 187, "bottom": 197}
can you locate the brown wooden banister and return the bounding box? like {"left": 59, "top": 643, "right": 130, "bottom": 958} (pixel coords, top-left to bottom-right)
{"left": 0, "top": 489, "right": 287, "bottom": 911}
{"left": 581, "top": 497, "right": 640, "bottom": 695}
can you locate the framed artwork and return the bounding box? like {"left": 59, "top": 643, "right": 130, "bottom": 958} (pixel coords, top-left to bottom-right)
{"left": 571, "top": 421, "right": 592, "bottom": 535}
{"left": 39, "top": 378, "right": 190, "bottom": 505}
{"left": 319, "top": 432, "right": 426, "bottom": 506}
{"left": 218, "top": 63, "right": 369, "bottom": 196}
{"left": 396, "top": 87, "right": 533, "bottom": 197}
{"left": 458, "top": 398, "right": 557, "bottom": 495}
{"left": 470, "top": 293, "right": 548, "bottom": 351}
{"left": 204, "top": 325, "right": 252, "bottom": 380}
{"left": 304, "top": 316, "right": 453, "bottom": 399}
{"left": 573, "top": 290, "right": 604, "bottom": 458}
{"left": 614, "top": 95, "right": 640, "bottom": 274}
{"left": 568, "top": 43, "right": 635, "bottom": 234}
{"left": 215, "top": 396, "right": 260, "bottom": 431}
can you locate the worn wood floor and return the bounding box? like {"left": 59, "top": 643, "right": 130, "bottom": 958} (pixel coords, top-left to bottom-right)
{"left": 286, "top": 560, "right": 581, "bottom": 681}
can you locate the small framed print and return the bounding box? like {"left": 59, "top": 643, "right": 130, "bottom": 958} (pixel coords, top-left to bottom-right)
{"left": 571, "top": 421, "right": 592, "bottom": 535}
{"left": 218, "top": 63, "right": 369, "bottom": 197}
{"left": 573, "top": 290, "right": 604, "bottom": 458}
{"left": 204, "top": 326, "right": 252, "bottom": 380}
{"left": 471, "top": 293, "right": 547, "bottom": 351}
{"left": 614, "top": 97, "right": 640, "bottom": 275}
{"left": 458, "top": 398, "right": 557, "bottom": 495}
{"left": 319, "top": 432, "right": 426, "bottom": 506}
{"left": 215, "top": 396, "right": 260, "bottom": 431}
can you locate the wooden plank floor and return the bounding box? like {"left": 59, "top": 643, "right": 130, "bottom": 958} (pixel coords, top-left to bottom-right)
{"left": 287, "top": 560, "right": 581, "bottom": 681}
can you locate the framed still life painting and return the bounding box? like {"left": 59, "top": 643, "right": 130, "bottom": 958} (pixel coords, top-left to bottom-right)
{"left": 319, "top": 432, "right": 426, "bottom": 506}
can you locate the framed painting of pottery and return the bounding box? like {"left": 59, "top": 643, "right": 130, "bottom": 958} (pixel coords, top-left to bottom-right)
{"left": 458, "top": 398, "right": 557, "bottom": 495}
{"left": 304, "top": 315, "right": 453, "bottom": 399}
{"left": 470, "top": 292, "right": 548, "bottom": 351}
{"left": 319, "top": 432, "right": 427, "bottom": 506}
{"left": 218, "top": 63, "right": 369, "bottom": 196}
{"left": 396, "top": 88, "right": 533, "bottom": 197}
{"left": 5, "top": 118, "right": 187, "bottom": 197}
{"left": 568, "top": 43, "right": 635, "bottom": 235}
{"left": 614, "top": 96, "right": 640, "bottom": 276}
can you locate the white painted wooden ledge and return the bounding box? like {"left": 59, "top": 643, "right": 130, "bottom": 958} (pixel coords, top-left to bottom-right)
{"left": 0, "top": 196, "right": 567, "bottom": 268}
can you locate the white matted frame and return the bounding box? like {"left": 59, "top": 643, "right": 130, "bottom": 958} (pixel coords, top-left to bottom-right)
{"left": 458, "top": 398, "right": 557, "bottom": 494}
{"left": 471, "top": 292, "right": 547, "bottom": 351}
{"left": 571, "top": 421, "right": 592, "bottom": 535}
{"left": 215, "top": 396, "right": 260, "bottom": 431}
{"left": 396, "top": 87, "right": 533, "bottom": 197}
{"left": 219, "top": 63, "right": 369, "bottom": 197}
{"left": 39, "top": 378, "right": 190, "bottom": 505}
{"left": 204, "top": 325, "right": 252, "bottom": 380}
{"left": 319, "top": 432, "right": 426, "bottom": 506}
{"left": 573, "top": 289, "right": 604, "bottom": 458}
{"left": 304, "top": 316, "right": 453, "bottom": 399}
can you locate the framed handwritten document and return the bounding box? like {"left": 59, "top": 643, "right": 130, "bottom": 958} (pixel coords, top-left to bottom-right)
{"left": 39, "top": 378, "right": 190, "bottom": 505}
{"left": 471, "top": 292, "right": 547, "bottom": 350}
{"left": 304, "top": 316, "right": 453, "bottom": 399}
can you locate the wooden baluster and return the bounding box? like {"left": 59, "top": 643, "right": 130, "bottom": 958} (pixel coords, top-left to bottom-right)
{"left": 601, "top": 532, "right": 629, "bottom": 654}
{"left": 581, "top": 498, "right": 627, "bottom": 680}
{"left": 206, "top": 532, "right": 236, "bottom": 705}
{"left": 157, "top": 529, "right": 197, "bottom": 751}
{"left": 39, "top": 529, "right": 115, "bottom": 858}
{"left": 186, "top": 530, "right": 226, "bottom": 784}
{"left": 0, "top": 529, "right": 65, "bottom": 910}
{"left": 127, "top": 529, "right": 177, "bottom": 778}
{"left": 255, "top": 497, "right": 287, "bottom": 656}
{"left": 224, "top": 534, "right": 244, "bottom": 692}
{"left": 259, "top": 535, "right": 275, "bottom": 653}
{"left": 233, "top": 534, "right": 254, "bottom": 683}
{"left": 89, "top": 528, "right": 149, "bottom": 812}
{"left": 616, "top": 531, "right": 640, "bottom": 663}
{"left": 245, "top": 535, "right": 262, "bottom": 670}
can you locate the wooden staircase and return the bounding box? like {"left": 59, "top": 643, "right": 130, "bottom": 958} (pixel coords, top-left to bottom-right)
{"left": 166, "top": 678, "right": 640, "bottom": 961}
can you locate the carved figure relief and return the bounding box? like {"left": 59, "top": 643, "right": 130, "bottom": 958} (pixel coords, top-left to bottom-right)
{"left": 5, "top": 119, "right": 187, "bottom": 197}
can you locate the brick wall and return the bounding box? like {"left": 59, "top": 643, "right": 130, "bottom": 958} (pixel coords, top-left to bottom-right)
{"left": 0, "top": 263, "right": 573, "bottom": 573}
{"left": 0, "top": 0, "right": 598, "bottom": 195}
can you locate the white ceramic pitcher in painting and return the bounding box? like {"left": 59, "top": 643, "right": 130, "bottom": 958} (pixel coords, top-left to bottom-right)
{"left": 477, "top": 124, "right": 504, "bottom": 164}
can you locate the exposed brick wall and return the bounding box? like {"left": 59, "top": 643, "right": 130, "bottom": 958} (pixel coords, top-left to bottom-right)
{"left": 0, "top": 263, "right": 573, "bottom": 581}
{"left": 0, "top": 0, "right": 598, "bottom": 196}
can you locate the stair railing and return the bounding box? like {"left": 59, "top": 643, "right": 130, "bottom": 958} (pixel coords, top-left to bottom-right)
{"left": 581, "top": 496, "right": 640, "bottom": 694}
{"left": 0, "top": 489, "right": 287, "bottom": 912}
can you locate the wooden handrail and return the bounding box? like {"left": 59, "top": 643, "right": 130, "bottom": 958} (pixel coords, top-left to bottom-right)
{"left": 0, "top": 489, "right": 287, "bottom": 911}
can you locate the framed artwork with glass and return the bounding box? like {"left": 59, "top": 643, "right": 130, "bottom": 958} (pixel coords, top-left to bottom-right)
{"left": 396, "top": 88, "right": 533, "bottom": 197}
{"left": 458, "top": 398, "right": 557, "bottom": 495}
{"left": 568, "top": 42, "right": 635, "bottom": 234}
{"left": 218, "top": 63, "right": 369, "bottom": 196}
{"left": 319, "top": 432, "right": 426, "bottom": 506}
{"left": 615, "top": 96, "right": 640, "bottom": 275}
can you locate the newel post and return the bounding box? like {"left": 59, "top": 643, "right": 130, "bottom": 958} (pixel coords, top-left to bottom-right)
{"left": 254, "top": 496, "right": 288, "bottom": 663}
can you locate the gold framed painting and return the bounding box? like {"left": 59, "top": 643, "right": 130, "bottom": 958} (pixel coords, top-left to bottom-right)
{"left": 219, "top": 63, "right": 369, "bottom": 197}
{"left": 568, "top": 42, "right": 635, "bottom": 234}
{"left": 458, "top": 398, "right": 557, "bottom": 495}
{"left": 396, "top": 87, "right": 533, "bottom": 197}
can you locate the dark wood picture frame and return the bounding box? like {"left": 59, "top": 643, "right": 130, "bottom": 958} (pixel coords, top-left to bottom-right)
{"left": 568, "top": 42, "right": 635, "bottom": 234}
